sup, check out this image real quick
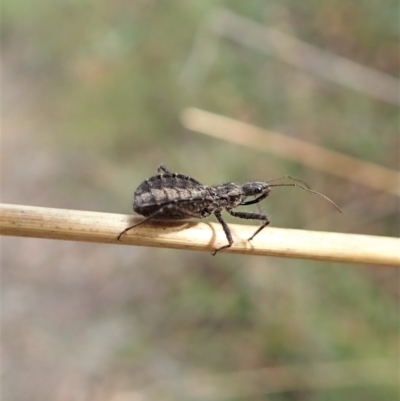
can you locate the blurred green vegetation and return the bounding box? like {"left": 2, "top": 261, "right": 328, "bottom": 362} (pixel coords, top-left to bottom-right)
{"left": 2, "top": 1, "right": 399, "bottom": 400}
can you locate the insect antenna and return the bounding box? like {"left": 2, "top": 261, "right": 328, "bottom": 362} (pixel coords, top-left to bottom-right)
{"left": 269, "top": 182, "right": 342, "bottom": 213}
{"left": 266, "top": 175, "right": 311, "bottom": 189}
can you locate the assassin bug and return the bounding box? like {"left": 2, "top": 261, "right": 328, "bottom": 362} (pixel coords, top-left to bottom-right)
{"left": 118, "top": 166, "right": 341, "bottom": 254}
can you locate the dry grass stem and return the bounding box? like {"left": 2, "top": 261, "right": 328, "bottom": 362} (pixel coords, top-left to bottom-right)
{"left": 1, "top": 203, "right": 399, "bottom": 266}
{"left": 181, "top": 108, "right": 400, "bottom": 196}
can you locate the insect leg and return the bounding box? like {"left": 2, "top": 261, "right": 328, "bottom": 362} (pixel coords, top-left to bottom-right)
{"left": 117, "top": 211, "right": 160, "bottom": 240}
{"left": 157, "top": 165, "right": 172, "bottom": 174}
{"left": 240, "top": 193, "right": 268, "bottom": 206}
{"left": 118, "top": 201, "right": 209, "bottom": 240}
{"left": 213, "top": 211, "right": 234, "bottom": 255}
{"left": 227, "top": 210, "right": 270, "bottom": 242}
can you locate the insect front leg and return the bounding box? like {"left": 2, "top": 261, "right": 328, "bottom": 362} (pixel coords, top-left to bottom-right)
{"left": 227, "top": 209, "right": 270, "bottom": 242}
{"left": 240, "top": 193, "right": 268, "bottom": 206}
{"left": 213, "top": 210, "right": 234, "bottom": 255}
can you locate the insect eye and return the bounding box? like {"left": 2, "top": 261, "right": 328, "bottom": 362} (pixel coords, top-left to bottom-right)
{"left": 254, "top": 185, "right": 262, "bottom": 193}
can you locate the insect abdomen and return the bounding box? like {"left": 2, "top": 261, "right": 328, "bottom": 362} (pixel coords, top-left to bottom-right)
{"left": 133, "top": 174, "right": 212, "bottom": 219}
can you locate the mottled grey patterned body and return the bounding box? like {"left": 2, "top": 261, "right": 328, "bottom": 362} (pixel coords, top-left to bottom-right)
{"left": 134, "top": 174, "right": 244, "bottom": 220}
{"left": 134, "top": 173, "right": 212, "bottom": 219}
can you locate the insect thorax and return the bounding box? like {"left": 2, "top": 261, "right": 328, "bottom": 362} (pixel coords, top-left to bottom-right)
{"left": 209, "top": 183, "right": 243, "bottom": 208}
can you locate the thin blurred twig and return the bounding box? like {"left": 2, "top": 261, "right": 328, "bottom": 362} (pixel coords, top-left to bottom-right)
{"left": 1, "top": 204, "right": 399, "bottom": 266}
{"left": 181, "top": 108, "right": 400, "bottom": 196}
{"left": 138, "top": 359, "right": 398, "bottom": 400}
{"left": 181, "top": 8, "right": 400, "bottom": 105}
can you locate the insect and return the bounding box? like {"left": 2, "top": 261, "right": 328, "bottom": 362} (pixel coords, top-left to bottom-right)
{"left": 118, "top": 165, "right": 341, "bottom": 254}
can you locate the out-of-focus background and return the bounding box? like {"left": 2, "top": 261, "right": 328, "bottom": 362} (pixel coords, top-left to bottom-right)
{"left": 2, "top": 1, "right": 399, "bottom": 400}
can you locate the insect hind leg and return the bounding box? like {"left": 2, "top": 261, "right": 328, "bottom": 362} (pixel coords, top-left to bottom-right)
{"left": 117, "top": 213, "right": 158, "bottom": 240}
{"left": 117, "top": 203, "right": 205, "bottom": 240}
